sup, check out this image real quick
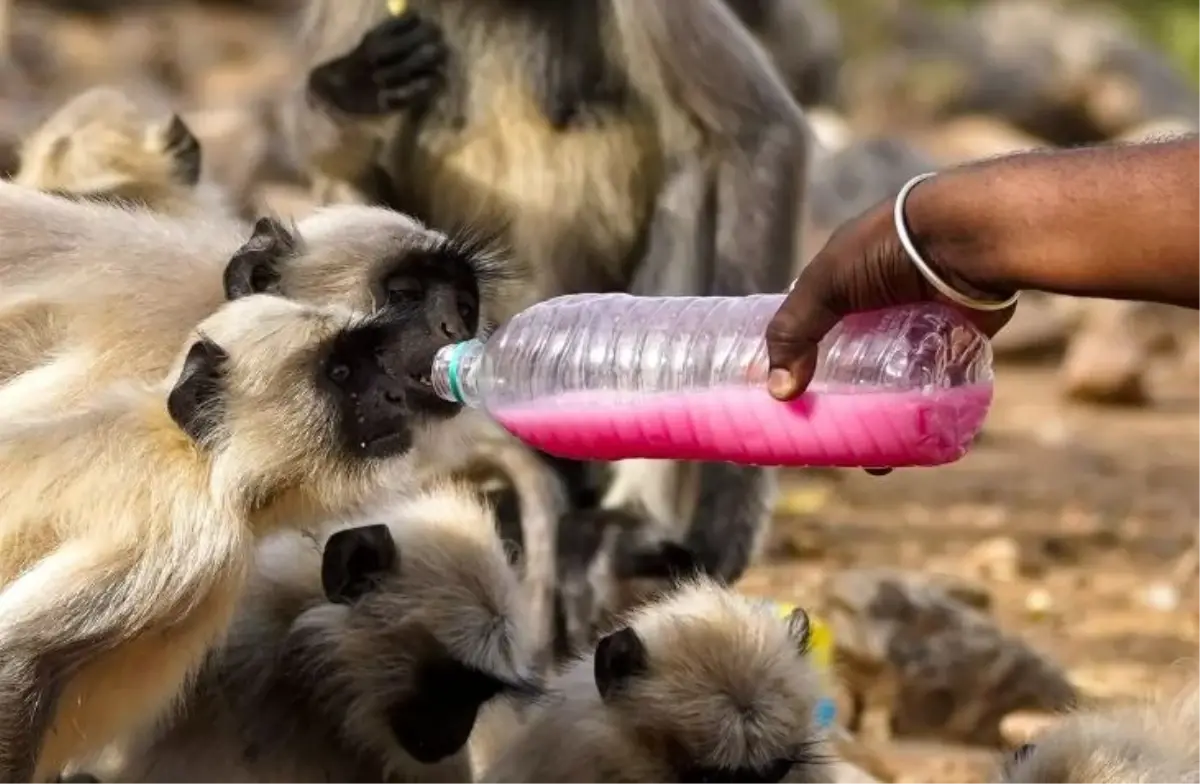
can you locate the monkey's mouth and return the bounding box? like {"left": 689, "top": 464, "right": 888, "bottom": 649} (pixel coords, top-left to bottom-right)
{"left": 403, "top": 372, "right": 462, "bottom": 419}
{"left": 356, "top": 429, "right": 414, "bottom": 459}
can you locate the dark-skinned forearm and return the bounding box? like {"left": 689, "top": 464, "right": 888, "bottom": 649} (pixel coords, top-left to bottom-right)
{"left": 907, "top": 137, "right": 1200, "bottom": 309}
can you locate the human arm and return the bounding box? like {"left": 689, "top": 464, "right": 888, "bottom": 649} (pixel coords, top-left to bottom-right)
{"left": 766, "top": 135, "right": 1200, "bottom": 401}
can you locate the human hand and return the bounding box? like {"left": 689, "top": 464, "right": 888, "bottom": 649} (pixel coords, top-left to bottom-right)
{"left": 765, "top": 182, "right": 1017, "bottom": 475}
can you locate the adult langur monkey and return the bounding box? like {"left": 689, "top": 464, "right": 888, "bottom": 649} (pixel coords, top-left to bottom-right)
{"left": 284, "top": 0, "right": 812, "bottom": 622}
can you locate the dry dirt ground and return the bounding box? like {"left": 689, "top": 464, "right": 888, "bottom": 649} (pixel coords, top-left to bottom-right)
{"left": 739, "top": 360, "right": 1200, "bottom": 782}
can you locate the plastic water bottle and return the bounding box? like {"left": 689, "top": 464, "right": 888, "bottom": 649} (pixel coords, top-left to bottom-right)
{"left": 430, "top": 294, "right": 994, "bottom": 468}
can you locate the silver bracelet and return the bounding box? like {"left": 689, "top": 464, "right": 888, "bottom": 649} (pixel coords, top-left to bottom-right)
{"left": 893, "top": 172, "right": 1020, "bottom": 312}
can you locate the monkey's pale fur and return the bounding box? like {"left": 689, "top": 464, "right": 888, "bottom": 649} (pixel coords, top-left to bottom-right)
{"left": 481, "top": 579, "right": 834, "bottom": 782}
{"left": 107, "top": 483, "right": 537, "bottom": 782}
{"left": 12, "top": 86, "right": 234, "bottom": 221}
{"left": 0, "top": 295, "right": 431, "bottom": 781}
{"left": 999, "top": 682, "right": 1200, "bottom": 783}
{"left": 0, "top": 183, "right": 514, "bottom": 410}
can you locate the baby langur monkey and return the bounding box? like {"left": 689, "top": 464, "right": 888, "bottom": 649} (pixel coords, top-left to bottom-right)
{"left": 481, "top": 579, "right": 835, "bottom": 783}
{"left": 104, "top": 485, "right": 542, "bottom": 782}
{"left": 10, "top": 86, "right": 235, "bottom": 221}
{"left": 997, "top": 682, "right": 1199, "bottom": 783}
{"left": 0, "top": 293, "right": 461, "bottom": 782}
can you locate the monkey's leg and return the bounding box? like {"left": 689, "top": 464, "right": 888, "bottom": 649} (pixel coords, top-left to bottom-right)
{"left": 0, "top": 542, "right": 180, "bottom": 781}
{"left": 682, "top": 462, "right": 778, "bottom": 583}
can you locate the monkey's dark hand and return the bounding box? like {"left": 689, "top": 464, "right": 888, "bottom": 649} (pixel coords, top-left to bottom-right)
{"left": 308, "top": 12, "right": 447, "bottom": 116}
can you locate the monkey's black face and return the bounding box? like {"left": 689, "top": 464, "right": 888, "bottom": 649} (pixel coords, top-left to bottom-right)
{"left": 320, "top": 316, "right": 462, "bottom": 460}
{"left": 374, "top": 246, "right": 481, "bottom": 342}
{"left": 369, "top": 244, "right": 485, "bottom": 418}
{"left": 386, "top": 657, "right": 517, "bottom": 764}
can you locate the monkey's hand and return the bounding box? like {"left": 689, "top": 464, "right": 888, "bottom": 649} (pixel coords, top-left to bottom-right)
{"left": 308, "top": 12, "right": 447, "bottom": 117}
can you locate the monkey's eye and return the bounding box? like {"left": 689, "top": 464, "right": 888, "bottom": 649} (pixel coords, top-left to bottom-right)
{"left": 328, "top": 362, "right": 352, "bottom": 385}
{"left": 385, "top": 275, "right": 423, "bottom": 303}
{"left": 457, "top": 292, "right": 478, "bottom": 324}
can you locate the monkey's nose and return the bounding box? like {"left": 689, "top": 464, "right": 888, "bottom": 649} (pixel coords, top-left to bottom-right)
{"left": 438, "top": 318, "right": 471, "bottom": 342}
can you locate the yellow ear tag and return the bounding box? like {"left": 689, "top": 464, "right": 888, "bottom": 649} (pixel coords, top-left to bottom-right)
{"left": 387, "top": 0, "right": 407, "bottom": 15}
{"left": 774, "top": 602, "right": 833, "bottom": 670}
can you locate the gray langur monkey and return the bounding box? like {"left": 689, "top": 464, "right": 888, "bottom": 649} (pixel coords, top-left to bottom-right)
{"left": 285, "top": 0, "right": 812, "bottom": 621}
{"left": 101, "top": 485, "right": 542, "bottom": 783}
{"left": 480, "top": 578, "right": 835, "bottom": 782}
{"left": 0, "top": 293, "right": 465, "bottom": 781}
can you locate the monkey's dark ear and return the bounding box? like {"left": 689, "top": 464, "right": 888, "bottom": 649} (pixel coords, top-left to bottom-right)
{"left": 160, "top": 114, "right": 202, "bottom": 187}
{"left": 594, "top": 626, "right": 648, "bottom": 701}
{"left": 167, "top": 338, "right": 228, "bottom": 445}
{"left": 616, "top": 540, "right": 701, "bottom": 581}
{"left": 784, "top": 607, "right": 813, "bottom": 654}
{"left": 321, "top": 524, "right": 398, "bottom": 604}
{"left": 223, "top": 217, "right": 298, "bottom": 300}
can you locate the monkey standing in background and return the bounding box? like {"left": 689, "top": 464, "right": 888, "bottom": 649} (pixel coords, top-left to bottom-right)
{"left": 285, "top": 0, "right": 812, "bottom": 647}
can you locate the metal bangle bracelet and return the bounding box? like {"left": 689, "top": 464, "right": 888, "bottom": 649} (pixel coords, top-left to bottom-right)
{"left": 893, "top": 172, "right": 1020, "bottom": 312}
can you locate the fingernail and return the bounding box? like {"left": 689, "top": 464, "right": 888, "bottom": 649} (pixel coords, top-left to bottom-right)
{"left": 768, "top": 369, "right": 796, "bottom": 399}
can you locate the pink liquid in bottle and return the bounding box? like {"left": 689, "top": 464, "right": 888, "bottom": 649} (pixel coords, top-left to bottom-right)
{"left": 491, "top": 384, "right": 993, "bottom": 468}
{"left": 432, "top": 297, "right": 996, "bottom": 469}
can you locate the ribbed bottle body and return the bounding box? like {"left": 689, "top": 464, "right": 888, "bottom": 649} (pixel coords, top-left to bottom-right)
{"left": 433, "top": 294, "right": 995, "bottom": 467}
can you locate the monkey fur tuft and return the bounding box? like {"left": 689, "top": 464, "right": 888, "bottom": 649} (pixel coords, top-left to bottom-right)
{"left": 997, "top": 682, "right": 1199, "bottom": 783}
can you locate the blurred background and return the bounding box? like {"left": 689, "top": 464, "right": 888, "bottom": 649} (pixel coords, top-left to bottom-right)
{"left": 1, "top": 1, "right": 1195, "bottom": 781}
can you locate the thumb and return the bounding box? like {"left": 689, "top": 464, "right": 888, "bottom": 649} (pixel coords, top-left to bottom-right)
{"left": 765, "top": 290, "right": 840, "bottom": 402}
{"left": 767, "top": 352, "right": 816, "bottom": 401}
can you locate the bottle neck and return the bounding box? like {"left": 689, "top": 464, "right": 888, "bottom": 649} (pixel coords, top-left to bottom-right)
{"left": 431, "top": 339, "right": 485, "bottom": 408}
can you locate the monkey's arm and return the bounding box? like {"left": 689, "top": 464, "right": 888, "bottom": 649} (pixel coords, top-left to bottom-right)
{"left": 286, "top": 7, "right": 446, "bottom": 194}
{"left": 282, "top": 85, "right": 394, "bottom": 190}
{"left": 0, "top": 535, "right": 239, "bottom": 780}
{"left": 619, "top": 0, "right": 810, "bottom": 295}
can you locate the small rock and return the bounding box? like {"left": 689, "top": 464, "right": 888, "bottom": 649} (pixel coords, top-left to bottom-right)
{"left": 1060, "top": 298, "right": 1193, "bottom": 406}
{"left": 965, "top": 536, "right": 1021, "bottom": 583}
{"left": 915, "top": 114, "right": 1046, "bottom": 166}
{"left": 1141, "top": 581, "right": 1180, "bottom": 613}
{"left": 1024, "top": 588, "right": 1054, "bottom": 620}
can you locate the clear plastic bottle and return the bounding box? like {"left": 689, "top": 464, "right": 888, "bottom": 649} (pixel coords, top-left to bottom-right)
{"left": 430, "top": 294, "right": 994, "bottom": 468}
